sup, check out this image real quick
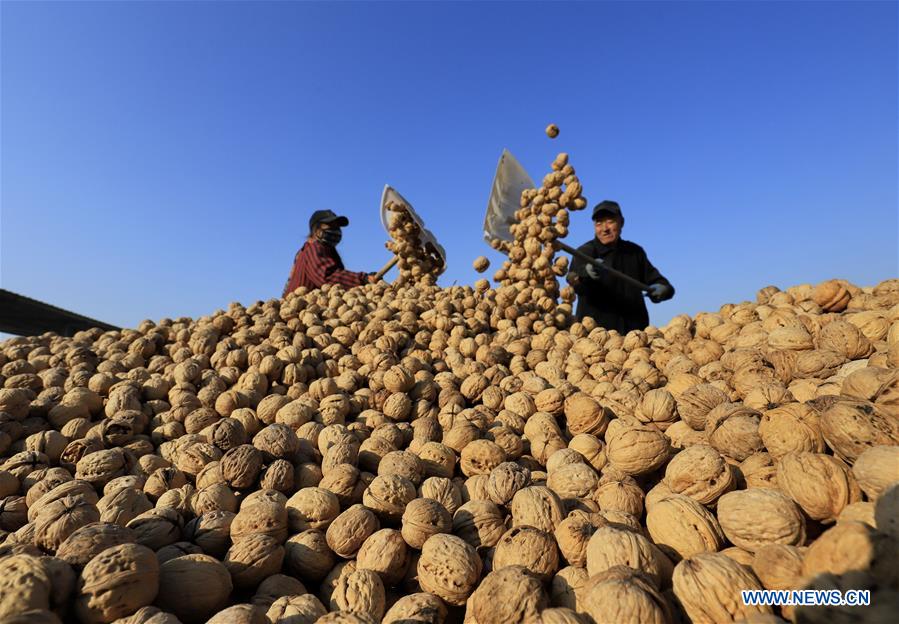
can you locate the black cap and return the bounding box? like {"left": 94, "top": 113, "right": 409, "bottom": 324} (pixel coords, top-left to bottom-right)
{"left": 309, "top": 209, "right": 349, "bottom": 230}
{"left": 592, "top": 200, "right": 623, "bottom": 221}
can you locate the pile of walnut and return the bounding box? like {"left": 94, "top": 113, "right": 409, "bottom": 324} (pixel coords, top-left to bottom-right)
{"left": 1, "top": 273, "right": 898, "bottom": 624}
{"left": 384, "top": 201, "right": 445, "bottom": 287}
{"left": 487, "top": 151, "right": 588, "bottom": 329}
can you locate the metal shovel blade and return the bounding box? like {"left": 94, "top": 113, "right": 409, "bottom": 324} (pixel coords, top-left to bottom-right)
{"left": 483, "top": 149, "right": 536, "bottom": 245}
{"left": 379, "top": 184, "right": 447, "bottom": 268}
{"left": 481, "top": 150, "right": 650, "bottom": 293}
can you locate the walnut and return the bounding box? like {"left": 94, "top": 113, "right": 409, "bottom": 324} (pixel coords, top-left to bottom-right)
{"left": 468, "top": 565, "right": 547, "bottom": 624}
{"left": 510, "top": 486, "right": 565, "bottom": 533}
{"left": 224, "top": 532, "right": 286, "bottom": 590}
{"left": 492, "top": 525, "right": 560, "bottom": 580}
{"left": 361, "top": 474, "right": 416, "bottom": 524}
{"left": 382, "top": 592, "right": 447, "bottom": 624}
{"left": 75, "top": 543, "right": 159, "bottom": 623}
{"left": 330, "top": 568, "right": 386, "bottom": 621}
{"left": 55, "top": 522, "right": 136, "bottom": 567}
{"left": 327, "top": 504, "right": 380, "bottom": 558}
{"left": 155, "top": 553, "right": 233, "bottom": 622}
{"left": 672, "top": 553, "right": 771, "bottom": 623}
{"left": 418, "top": 477, "right": 463, "bottom": 515}
{"left": 417, "top": 534, "right": 482, "bottom": 606}
{"left": 266, "top": 594, "right": 327, "bottom": 624}
{"left": 183, "top": 510, "right": 234, "bottom": 559}
{"left": 645, "top": 494, "right": 726, "bottom": 561}
{"left": 401, "top": 498, "right": 452, "bottom": 549}
{"left": 717, "top": 489, "right": 806, "bottom": 552}
{"left": 585, "top": 525, "right": 669, "bottom": 587}
{"left": 286, "top": 486, "right": 340, "bottom": 532}
{"left": 285, "top": 529, "right": 336, "bottom": 583}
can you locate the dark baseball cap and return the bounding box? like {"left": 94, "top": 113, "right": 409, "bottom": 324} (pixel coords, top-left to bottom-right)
{"left": 592, "top": 200, "right": 623, "bottom": 221}
{"left": 309, "top": 209, "right": 349, "bottom": 230}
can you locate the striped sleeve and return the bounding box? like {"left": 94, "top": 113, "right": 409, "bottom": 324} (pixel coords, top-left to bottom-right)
{"left": 303, "top": 241, "right": 367, "bottom": 289}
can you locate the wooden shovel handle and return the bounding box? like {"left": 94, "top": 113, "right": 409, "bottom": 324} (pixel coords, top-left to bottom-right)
{"left": 555, "top": 241, "right": 651, "bottom": 292}
{"left": 374, "top": 255, "right": 399, "bottom": 280}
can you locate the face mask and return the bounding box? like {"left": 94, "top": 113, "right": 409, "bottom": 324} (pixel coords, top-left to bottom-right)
{"left": 318, "top": 228, "right": 342, "bottom": 246}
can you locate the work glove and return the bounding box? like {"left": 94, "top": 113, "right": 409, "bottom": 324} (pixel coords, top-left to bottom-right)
{"left": 584, "top": 263, "right": 601, "bottom": 280}
{"left": 647, "top": 283, "right": 673, "bottom": 303}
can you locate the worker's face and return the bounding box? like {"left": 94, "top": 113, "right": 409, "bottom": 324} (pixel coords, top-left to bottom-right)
{"left": 315, "top": 222, "right": 343, "bottom": 246}
{"left": 594, "top": 215, "right": 622, "bottom": 245}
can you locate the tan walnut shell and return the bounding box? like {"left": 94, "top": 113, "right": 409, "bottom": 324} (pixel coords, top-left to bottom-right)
{"left": 330, "top": 568, "right": 386, "bottom": 621}
{"left": 55, "top": 522, "right": 136, "bottom": 567}
{"left": 758, "top": 403, "right": 825, "bottom": 459}
{"left": 553, "top": 510, "right": 602, "bottom": 568}
{"left": 509, "top": 486, "right": 566, "bottom": 533}
{"left": 705, "top": 403, "right": 764, "bottom": 462}
{"left": 593, "top": 474, "right": 645, "bottom": 517}
{"left": 416, "top": 533, "right": 482, "bottom": 606}
{"left": 820, "top": 398, "right": 899, "bottom": 463}
{"left": 676, "top": 383, "right": 729, "bottom": 431}
{"left": 492, "top": 525, "right": 560, "bottom": 581}
{"left": 224, "top": 533, "right": 286, "bottom": 591}
{"left": 452, "top": 499, "right": 507, "bottom": 550}
{"left": 486, "top": 462, "right": 530, "bottom": 506}
{"left": 75, "top": 543, "right": 159, "bottom": 624}
{"left": 563, "top": 394, "right": 611, "bottom": 437}
{"left": 750, "top": 544, "right": 805, "bottom": 591}
{"left": 419, "top": 476, "right": 462, "bottom": 515}
{"left": 206, "top": 604, "right": 267, "bottom": 624}
{"left": 646, "top": 494, "right": 726, "bottom": 561}
{"left": 662, "top": 444, "right": 736, "bottom": 505}
{"left": 326, "top": 504, "right": 380, "bottom": 559}
{"left": 585, "top": 525, "right": 669, "bottom": 586}
{"left": 801, "top": 520, "right": 898, "bottom": 586}
{"left": 355, "top": 528, "right": 410, "bottom": 587}
{"left": 266, "top": 594, "right": 327, "bottom": 624}
{"left": 606, "top": 425, "right": 670, "bottom": 476}
{"left": 717, "top": 489, "right": 805, "bottom": 552}
{"left": 817, "top": 320, "right": 873, "bottom": 359}
{"left": 33, "top": 494, "right": 101, "bottom": 552}
{"left": 251, "top": 573, "right": 306, "bottom": 609}
{"left": 0, "top": 554, "right": 54, "bottom": 618}
{"left": 382, "top": 592, "right": 447, "bottom": 624}
{"left": 155, "top": 553, "right": 233, "bottom": 623}
{"left": 740, "top": 452, "right": 780, "bottom": 490}
{"left": 672, "top": 552, "right": 771, "bottom": 623}
{"left": 363, "top": 474, "right": 417, "bottom": 523}
{"left": 775, "top": 451, "right": 861, "bottom": 522}
{"left": 579, "top": 566, "right": 670, "bottom": 624}
{"left": 550, "top": 565, "right": 588, "bottom": 612}
{"left": 852, "top": 445, "right": 899, "bottom": 500}
{"left": 467, "top": 565, "right": 547, "bottom": 624}
{"left": 812, "top": 280, "right": 851, "bottom": 313}
{"left": 401, "top": 498, "right": 452, "bottom": 549}
{"left": 284, "top": 529, "right": 336, "bottom": 583}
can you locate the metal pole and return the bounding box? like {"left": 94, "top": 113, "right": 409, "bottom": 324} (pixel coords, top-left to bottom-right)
{"left": 554, "top": 241, "right": 651, "bottom": 292}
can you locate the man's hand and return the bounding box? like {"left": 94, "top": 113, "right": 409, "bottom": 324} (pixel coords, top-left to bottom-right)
{"left": 584, "top": 263, "right": 601, "bottom": 280}
{"left": 367, "top": 273, "right": 380, "bottom": 284}
{"left": 647, "top": 283, "right": 673, "bottom": 303}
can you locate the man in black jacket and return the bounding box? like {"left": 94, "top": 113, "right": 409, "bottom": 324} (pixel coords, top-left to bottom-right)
{"left": 567, "top": 200, "right": 674, "bottom": 333}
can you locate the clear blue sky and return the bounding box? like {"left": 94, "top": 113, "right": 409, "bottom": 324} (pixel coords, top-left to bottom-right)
{"left": 2, "top": 1, "right": 896, "bottom": 333}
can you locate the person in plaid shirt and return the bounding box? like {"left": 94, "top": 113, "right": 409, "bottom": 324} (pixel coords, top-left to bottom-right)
{"left": 283, "top": 210, "right": 376, "bottom": 296}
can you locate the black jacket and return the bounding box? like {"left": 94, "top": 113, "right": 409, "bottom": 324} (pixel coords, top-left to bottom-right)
{"left": 568, "top": 238, "right": 673, "bottom": 333}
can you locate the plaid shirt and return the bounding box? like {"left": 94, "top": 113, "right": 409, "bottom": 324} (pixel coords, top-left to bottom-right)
{"left": 283, "top": 239, "right": 368, "bottom": 296}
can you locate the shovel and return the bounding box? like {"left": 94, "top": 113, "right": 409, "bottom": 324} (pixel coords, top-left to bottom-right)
{"left": 373, "top": 256, "right": 399, "bottom": 281}
{"left": 378, "top": 185, "right": 447, "bottom": 282}
{"left": 483, "top": 149, "right": 651, "bottom": 293}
